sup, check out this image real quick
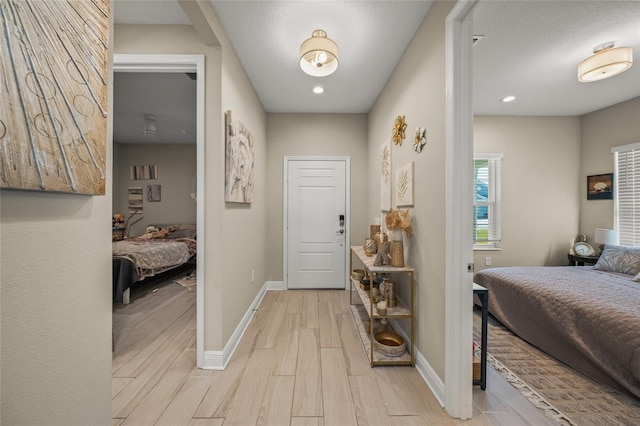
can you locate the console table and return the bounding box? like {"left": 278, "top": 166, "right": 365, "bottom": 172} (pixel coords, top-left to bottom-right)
{"left": 349, "top": 246, "right": 415, "bottom": 367}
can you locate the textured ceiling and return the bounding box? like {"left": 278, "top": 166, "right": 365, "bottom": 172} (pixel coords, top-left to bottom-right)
{"left": 112, "top": 0, "right": 640, "bottom": 144}
{"left": 114, "top": 0, "right": 190, "bottom": 25}
{"left": 113, "top": 72, "right": 197, "bottom": 144}
{"left": 210, "top": 1, "right": 434, "bottom": 113}
{"left": 473, "top": 0, "right": 640, "bottom": 116}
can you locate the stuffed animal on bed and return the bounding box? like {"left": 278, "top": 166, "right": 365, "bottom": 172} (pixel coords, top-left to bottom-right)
{"left": 138, "top": 226, "right": 175, "bottom": 239}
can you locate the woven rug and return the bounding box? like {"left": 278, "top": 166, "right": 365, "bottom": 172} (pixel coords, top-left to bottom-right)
{"left": 173, "top": 273, "right": 196, "bottom": 291}
{"left": 473, "top": 310, "right": 640, "bottom": 425}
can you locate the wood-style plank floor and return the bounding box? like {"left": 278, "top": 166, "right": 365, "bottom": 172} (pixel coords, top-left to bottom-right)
{"left": 112, "top": 279, "right": 556, "bottom": 425}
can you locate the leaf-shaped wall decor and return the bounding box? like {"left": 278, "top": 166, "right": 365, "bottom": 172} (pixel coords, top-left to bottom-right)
{"left": 395, "top": 161, "right": 414, "bottom": 207}
{"left": 397, "top": 170, "right": 409, "bottom": 200}
{"left": 380, "top": 141, "right": 392, "bottom": 211}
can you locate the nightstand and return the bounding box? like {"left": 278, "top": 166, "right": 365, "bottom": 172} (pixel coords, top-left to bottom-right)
{"left": 568, "top": 253, "right": 599, "bottom": 266}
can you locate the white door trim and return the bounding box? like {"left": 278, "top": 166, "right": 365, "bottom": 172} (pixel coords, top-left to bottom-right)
{"left": 444, "top": 1, "right": 478, "bottom": 419}
{"left": 113, "top": 54, "right": 206, "bottom": 368}
{"left": 283, "top": 156, "right": 351, "bottom": 290}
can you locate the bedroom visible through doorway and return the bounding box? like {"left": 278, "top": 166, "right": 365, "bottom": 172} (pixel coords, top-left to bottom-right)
{"left": 113, "top": 54, "right": 205, "bottom": 368}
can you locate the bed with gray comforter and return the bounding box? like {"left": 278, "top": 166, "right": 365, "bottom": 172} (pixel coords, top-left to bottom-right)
{"left": 474, "top": 261, "right": 640, "bottom": 399}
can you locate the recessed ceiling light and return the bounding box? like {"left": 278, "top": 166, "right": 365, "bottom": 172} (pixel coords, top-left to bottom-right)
{"left": 313, "top": 86, "right": 324, "bottom": 94}
{"left": 501, "top": 95, "right": 516, "bottom": 103}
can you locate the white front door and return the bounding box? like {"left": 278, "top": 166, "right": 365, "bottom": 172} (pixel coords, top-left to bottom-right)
{"left": 286, "top": 159, "right": 348, "bottom": 289}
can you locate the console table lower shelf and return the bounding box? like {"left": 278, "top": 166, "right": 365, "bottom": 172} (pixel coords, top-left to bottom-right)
{"left": 349, "top": 303, "right": 413, "bottom": 365}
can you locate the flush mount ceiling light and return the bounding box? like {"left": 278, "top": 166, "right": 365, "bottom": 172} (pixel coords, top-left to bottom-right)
{"left": 578, "top": 42, "right": 633, "bottom": 83}
{"left": 144, "top": 114, "right": 157, "bottom": 137}
{"left": 312, "top": 86, "right": 324, "bottom": 94}
{"left": 299, "top": 30, "right": 339, "bottom": 77}
{"left": 501, "top": 95, "right": 516, "bottom": 103}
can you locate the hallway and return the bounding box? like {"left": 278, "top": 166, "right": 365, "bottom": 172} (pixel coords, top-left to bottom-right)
{"left": 112, "top": 282, "right": 554, "bottom": 425}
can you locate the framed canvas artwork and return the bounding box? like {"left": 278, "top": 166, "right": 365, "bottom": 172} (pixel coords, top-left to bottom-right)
{"left": 130, "top": 165, "right": 158, "bottom": 180}
{"left": 587, "top": 173, "right": 613, "bottom": 200}
{"left": 225, "top": 110, "right": 255, "bottom": 203}
{"left": 0, "top": 0, "right": 109, "bottom": 195}
{"left": 147, "top": 185, "right": 161, "bottom": 202}
{"left": 128, "top": 187, "right": 143, "bottom": 214}
{"left": 395, "top": 161, "right": 415, "bottom": 207}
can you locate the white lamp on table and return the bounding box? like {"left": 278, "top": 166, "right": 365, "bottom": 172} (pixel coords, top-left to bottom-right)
{"left": 594, "top": 228, "right": 619, "bottom": 254}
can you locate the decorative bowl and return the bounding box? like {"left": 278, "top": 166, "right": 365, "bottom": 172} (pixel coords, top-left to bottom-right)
{"left": 373, "top": 331, "right": 406, "bottom": 357}
{"left": 351, "top": 269, "right": 365, "bottom": 281}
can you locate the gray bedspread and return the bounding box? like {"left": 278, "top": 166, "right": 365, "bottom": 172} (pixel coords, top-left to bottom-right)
{"left": 474, "top": 266, "right": 640, "bottom": 398}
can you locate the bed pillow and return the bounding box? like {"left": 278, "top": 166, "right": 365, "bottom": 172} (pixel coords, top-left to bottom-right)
{"left": 593, "top": 244, "right": 640, "bottom": 276}
{"left": 167, "top": 228, "right": 197, "bottom": 239}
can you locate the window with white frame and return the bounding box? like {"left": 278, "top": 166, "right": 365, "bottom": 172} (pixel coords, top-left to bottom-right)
{"left": 473, "top": 154, "right": 502, "bottom": 249}
{"left": 612, "top": 142, "right": 640, "bottom": 246}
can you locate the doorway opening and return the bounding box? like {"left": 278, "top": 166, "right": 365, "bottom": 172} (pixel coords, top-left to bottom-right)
{"left": 113, "top": 54, "right": 205, "bottom": 367}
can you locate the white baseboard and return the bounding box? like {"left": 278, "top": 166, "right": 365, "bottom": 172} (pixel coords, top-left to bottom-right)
{"left": 202, "top": 281, "right": 270, "bottom": 370}
{"left": 389, "top": 319, "right": 445, "bottom": 407}
{"left": 266, "top": 281, "right": 285, "bottom": 290}
{"left": 414, "top": 347, "right": 446, "bottom": 407}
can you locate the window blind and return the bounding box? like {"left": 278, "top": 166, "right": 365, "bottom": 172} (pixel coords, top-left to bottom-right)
{"left": 613, "top": 143, "right": 640, "bottom": 245}
{"left": 473, "top": 154, "right": 502, "bottom": 249}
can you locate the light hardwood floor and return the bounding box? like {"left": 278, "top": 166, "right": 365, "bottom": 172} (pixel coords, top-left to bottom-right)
{"left": 112, "top": 279, "right": 557, "bottom": 425}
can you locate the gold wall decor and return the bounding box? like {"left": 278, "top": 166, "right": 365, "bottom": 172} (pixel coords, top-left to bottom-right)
{"left": 380, "top": 141, "right": 391, "bottom": 211}
{"left": 0, "top": 0, "right": 109, "bottom": 194}
{"left": 392, "top": 115, "right": 407, "bottom": 145}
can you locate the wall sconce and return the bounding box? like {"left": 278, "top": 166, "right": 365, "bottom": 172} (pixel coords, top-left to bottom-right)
{"left": 578, "top": 42, "right": 633, "bottom": 82}
{"left": 144, "top": 114, "right": 157, "bottom": 136}
{"left": 299, "top": 30, "right": 339, "bottom": 77}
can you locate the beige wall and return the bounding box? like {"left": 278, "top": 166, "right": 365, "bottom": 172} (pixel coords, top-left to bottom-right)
{"left": 472, "top": 98, "right": 640, "bottom": 271}
{"left": 1, "top": 14, "right": 265, "bottom": 422}
{"left": 265, "top": 114, "right": 369, "bottom": 280}
{"left": 473, "top": 116, "right": 581, "bottom": 271}
{"left": 0, "top": 20, "right": 114, "bottom": 426}
{"left": 1, "top": 175, "right": 114, "bottom": 425}
{"left": 218, "top": 23, "right": 268, "bottom": 344}
{"left": 367, "top": 1, "right": 454, "bottom": 381}
{"left": 115, "top": 21, "right": 267, "bottom": 350}
{"left": 579, "top": 96, "right": 640, "bottom": 238}
{"left": 114, "top": 143, "right": 197, "bottom": 236}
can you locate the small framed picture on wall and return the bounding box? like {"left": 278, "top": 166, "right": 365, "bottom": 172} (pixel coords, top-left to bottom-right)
{"left": 147, "top": 184, "right": 161, "bottom": 202}
{"left": 587, "top": 173, "right": 613, "bottom": 200}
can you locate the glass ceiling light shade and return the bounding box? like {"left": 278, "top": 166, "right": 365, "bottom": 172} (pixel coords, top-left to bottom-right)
{"left": 578, "top": 42, "right": 633, "bottom": 82}
{"left": 144, "top": 114, "right": 157, "bottom": 136}
{"left": 299, "top": 30, "right": 339, "bottom": 77}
